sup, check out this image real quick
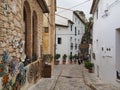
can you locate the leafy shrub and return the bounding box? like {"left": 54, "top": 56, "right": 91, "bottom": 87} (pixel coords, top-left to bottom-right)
{"left": 62, "top": 54, "right": 67, "bottom": 60}
{"left": 54, "top": 54, "right": 60, "bottom": 60}
{"left": 84, "top": 61, "right": 94, "bottom": 69}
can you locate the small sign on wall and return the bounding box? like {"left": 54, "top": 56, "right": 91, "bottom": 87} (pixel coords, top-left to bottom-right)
{"left": 101, "top": 46, "right": 112, "bottom": 58}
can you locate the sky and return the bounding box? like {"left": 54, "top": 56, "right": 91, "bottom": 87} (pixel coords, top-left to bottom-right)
{"left": 56, "top": 0, "right": 93, "bottom": 19}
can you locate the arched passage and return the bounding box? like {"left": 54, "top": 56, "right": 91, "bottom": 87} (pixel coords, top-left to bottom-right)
{"left": 23, "top": 1, "right": 32, "bottom": 60}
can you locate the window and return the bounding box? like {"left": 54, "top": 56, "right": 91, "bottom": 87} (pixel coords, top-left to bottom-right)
{"left": 75, "top": 27, "right": 77, "bottom": 36}
{"left": 70, "top": 43, "right": 73, "bottom": 50}
{"left": 70, "top": 37, "right": 72, "bottom": 41}
{"left": 92, "top": 53, "right": 96, "bottom": 60}
{"left": 23, "top": 1, "right": 32, "bottom": 65}
{"left": 71, "top": 25, "right": 72, "bottom": 31}
{"left": 75, "top": 44, "right": 77, "bottom": 50}
{"left": 58, "top": 38, "right": 61, "bottom": 44}
{"left": 44, "top": 27, "right": 49, "bottom": 33}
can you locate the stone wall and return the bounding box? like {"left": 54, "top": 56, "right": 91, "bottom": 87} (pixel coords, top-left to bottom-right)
{"left": 0, "top": 0, "right": 44, "bottom": 90}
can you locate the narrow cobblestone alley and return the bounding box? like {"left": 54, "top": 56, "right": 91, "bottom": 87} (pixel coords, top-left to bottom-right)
{"left": 52, "top": 65, "right": 92, "bottom": 90}
{"left": 28, "top": 64, "right": 92, "bottom": 90}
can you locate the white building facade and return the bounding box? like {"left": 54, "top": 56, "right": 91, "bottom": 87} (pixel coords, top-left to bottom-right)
{"left": 90, "top": 0, "right": 120, "bottom": 87}
{"left": 55, "top": 11, "right": 86, "bottom": 64}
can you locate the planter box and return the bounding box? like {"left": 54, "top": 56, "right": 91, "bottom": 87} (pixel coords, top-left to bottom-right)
{"left": 42, "top": 64, "right": 51, "bottom": 78}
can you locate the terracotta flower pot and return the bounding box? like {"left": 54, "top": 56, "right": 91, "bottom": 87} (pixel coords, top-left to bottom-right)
{"left": 88, "top": 68, "right": 93, "bottom": 73}
{"left": 55, "top": 61, "right": 59, "bottom": 65}
{"left": 74, "top": 61, "right": 77, "bottom": 64}
{"left": 69, "top": 61, "right": 72, "bottom": 64}
{"left": 63, "top": 60, "right": 66, "bottom": 64}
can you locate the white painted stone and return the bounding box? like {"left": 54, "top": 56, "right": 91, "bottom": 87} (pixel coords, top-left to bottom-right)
{"left": 55, "top": 11, "right": 85, "bottom": 64}
{"left": 91, "top": 0, "right": 120, "bottom": 87}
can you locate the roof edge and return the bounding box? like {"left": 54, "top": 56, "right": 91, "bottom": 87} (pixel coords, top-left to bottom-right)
{"left": 73, "top": 11, "right": 86, "bottom": 24}
{"left": 55, "top": 24, "right": 68, "bottom": 27}
{"left": 90, "top": 0, "right": 99, "bottom": 14}
{"left": 68, "top": 20, "right": 74, "bottom": 24}
{"left": 37, "top": 0, "right": 49, "bottom": 13}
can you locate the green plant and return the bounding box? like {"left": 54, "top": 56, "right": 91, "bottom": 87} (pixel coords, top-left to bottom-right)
{"left": 73, "top": 54, "right": 78, "bottom": 60}
{"left": 84, "top": 61, "right": 94, "bottom": 69}
{"left": 76, "top": 54, "right": 79, "bottom": 59}
{"left": 62, "top": 54, "right": 67, "bottom": 60}
{"left": 69, "top": 55, "right": 72, "bottom": 60}
{"left": 88, "top": 62, "right": 94, "bottom": 68}
{"left": 54, "top": 54, "right": 60, "bottom": 60}
{"left": 84, "top": 61, "right": 89, "bottom": 68}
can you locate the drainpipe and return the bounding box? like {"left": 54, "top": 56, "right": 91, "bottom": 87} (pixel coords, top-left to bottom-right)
{"left": 54, "top": 25, "right": 56, "bottom": 64}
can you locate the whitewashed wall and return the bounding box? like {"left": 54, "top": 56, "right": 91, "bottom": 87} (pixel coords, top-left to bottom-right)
{"left": 91, "top": 0, "right": 120, "bottom": 87}
{"left": 55, "top": 12, "right": 85, "bottom": 64}
{"left": 56, "top": 25, "right": 69, "bottom": 64}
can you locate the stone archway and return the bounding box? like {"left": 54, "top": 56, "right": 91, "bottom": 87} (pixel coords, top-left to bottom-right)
{"left": 23, "top": 1, "right": 32, "bottom": 60}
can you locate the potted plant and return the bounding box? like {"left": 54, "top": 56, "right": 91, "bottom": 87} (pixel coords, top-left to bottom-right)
{"left": 88, "top": 62, "right": 94, "bottom": 73}
{"left": 43, "top": 54, "right": 53, "bottom": 65}
{"left": 69, "top": 55, "right": 73, "bottom": 64}
{"left": 62, "top": 54, "right": 67, "bottom": 64}
{"left": 84, "top": 60, "right": 94, "bottom": 73}
{"left": 84, "top": 60, "right": 89, "bottom": 69}
{"left": 42, "top": 54, "right": 53, "bottom": 78}
{"left": 73, "top": 54, "right": 78, "bottom": 64}
{"left": 54, "top": 54, "right": 60, "bottom": 65}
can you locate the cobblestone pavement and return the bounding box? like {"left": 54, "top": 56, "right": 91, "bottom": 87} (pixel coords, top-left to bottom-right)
{"left": 28, "top": 64, "right": 120, "bottom": 90}
{"left": 83, "top": 67, "right": 120, "bottom": 90}
{"left": 53, "top": 64, "right": 92, "bottom": 90}
{"left": 28, "top": 64, "right": 92, "bottom": 90}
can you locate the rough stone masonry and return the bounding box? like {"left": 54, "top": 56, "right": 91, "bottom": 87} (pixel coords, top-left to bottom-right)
{"left": 0, "top": 0, "right": 45, "bottom": 90}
